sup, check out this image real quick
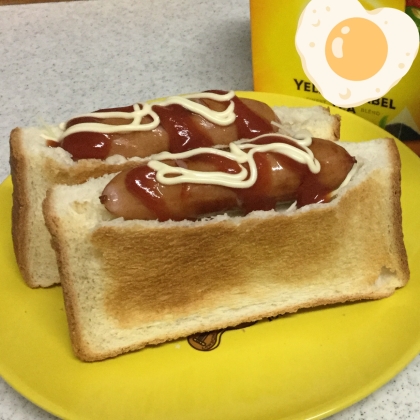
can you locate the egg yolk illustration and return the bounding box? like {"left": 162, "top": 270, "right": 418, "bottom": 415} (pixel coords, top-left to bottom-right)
{"left": 295, "top": 0, "right": 419, "bottom": 107}
{"left": 325, "top": 17, "right": 388, "bottom": 81}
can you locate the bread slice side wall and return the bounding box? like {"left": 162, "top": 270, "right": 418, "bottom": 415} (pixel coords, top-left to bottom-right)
{"left": 43, "top": 138, "right": 409, "bottom": 361}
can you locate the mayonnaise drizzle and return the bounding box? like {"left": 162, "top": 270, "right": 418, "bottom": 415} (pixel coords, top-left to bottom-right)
{"left": 56, "top": 91, "right": 237, "bottom": 141}
{"left": 147, "top": 132, "right": 321, "bottom": 189}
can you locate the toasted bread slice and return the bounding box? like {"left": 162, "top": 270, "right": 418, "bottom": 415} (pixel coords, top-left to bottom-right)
{"left": 43, "top": 138, "right": 409, "bottom": 361}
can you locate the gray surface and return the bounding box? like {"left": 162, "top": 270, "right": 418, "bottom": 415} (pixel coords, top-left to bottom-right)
{"left": 0, "top": 1, "right": 419, "bottom": 419}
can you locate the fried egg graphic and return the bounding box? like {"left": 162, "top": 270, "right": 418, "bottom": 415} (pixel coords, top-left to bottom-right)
{"left": 295, "top": 0, "right": 419, "bottom": 107}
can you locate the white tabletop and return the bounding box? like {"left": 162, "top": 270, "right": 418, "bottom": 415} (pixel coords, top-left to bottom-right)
{"left": 0, "top": 1, "right": 419, "bottom": 419}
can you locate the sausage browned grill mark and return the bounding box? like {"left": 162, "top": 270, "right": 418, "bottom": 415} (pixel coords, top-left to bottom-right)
{"left": 100, "top": 136, "right": 356, "bottom": 221}
{"left": 52, "top": 92, "right": 278, "bottom": 160}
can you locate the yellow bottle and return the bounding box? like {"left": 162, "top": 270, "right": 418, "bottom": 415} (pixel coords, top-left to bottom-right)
{"left": 251, "top": 0, "right": 420, "bottom": 153}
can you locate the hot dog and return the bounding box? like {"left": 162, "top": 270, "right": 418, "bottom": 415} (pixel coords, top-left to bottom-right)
{"left": 52, "top": 91, "right": 279, "bottom": 160}
{"left": 42, "top": 138, "right": 409, "bottom": 362}
{"left": 100, "top": 135, "right": 356, "bottom": 221}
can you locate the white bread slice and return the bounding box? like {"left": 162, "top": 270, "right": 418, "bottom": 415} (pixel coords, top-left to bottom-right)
{"left": 273, "top": 105, "right": 340, "bottom": 140}
{"left": 43, "top": 138, "right": 409, "bottom": 362}
{"left": 10, "top": 105, "right": 341, "bottom": 288}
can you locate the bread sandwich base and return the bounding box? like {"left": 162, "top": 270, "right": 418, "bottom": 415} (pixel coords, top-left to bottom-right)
{"left": 43, "top": 138, "right": 409, "bottom": 362}
{"left": 10, "top": 105, "right": 341, "bottom": 288}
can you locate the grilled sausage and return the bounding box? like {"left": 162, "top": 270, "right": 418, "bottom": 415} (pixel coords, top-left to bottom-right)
{"left": 100, "top": 137, "right": 356, "bottom": 221}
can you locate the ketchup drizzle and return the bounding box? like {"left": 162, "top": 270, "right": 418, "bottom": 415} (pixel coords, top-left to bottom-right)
{"left": 297, "top": 176, "right": 333, "bottom": 207}
{"left": 94, "top": 105, "right": 135, "bottom": 114}
{"left": 151, "top": 104, "right": 214, "bottom": 153}
{"left": 46, "top": 140, "right": 59, "bottom": 148}
{"left": 232, "top": 96, "right": 275, "bottom": 138}
{"left": 60, "top": 132, "right": 112, "bottom": 161}
{"left": 65, "top": 116, "right": 102, "bottom": 129}
{"left": 206, "top": 90, "right": 275, "bottom": 139}
{"left": 235, "top": 153, "right": 278, "bottom": 213}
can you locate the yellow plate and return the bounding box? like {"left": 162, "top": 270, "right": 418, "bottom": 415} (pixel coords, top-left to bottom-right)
{"left": 1, "top": 92, "right": 419, "bottom": 420}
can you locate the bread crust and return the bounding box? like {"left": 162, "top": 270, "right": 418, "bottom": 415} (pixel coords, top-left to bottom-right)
{"left": 10, "top": 128, "right": 33, "bottom": 286}
{"left": 44, "top": 139, "right": 409, "bottom": 361}
{"left": 387, "top": 141, "right": 410, "bottom": 277}
{"left": 330, "top": 109, "right": 341, "bottom": 140}
{"left": 316, "top": 106, "right": 341, "bottom": 140}
{"left": 43, "top": 192, "right": 84, "bottom": 356}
